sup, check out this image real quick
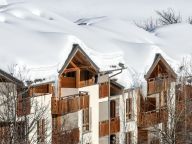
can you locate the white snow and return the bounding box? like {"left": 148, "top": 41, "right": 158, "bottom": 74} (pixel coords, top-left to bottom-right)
{"left": 0, "top": 0, "right": 192, "bottom": 88}
{"left": 0, "top": 0, "right": 7, "bottom": 5}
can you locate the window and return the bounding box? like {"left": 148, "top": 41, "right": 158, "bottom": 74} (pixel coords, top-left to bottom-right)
{"left": 110, "top": 100, "right": 116, "bottom": 118}
{"left": 126, "top": 98, "right": 132, "bottom": 120}
{"left": 16, "top": 121, "right": 26, "bottom": 140}
{"left": 110, "top": 134, "right": 116, "bottom": 144}
{"left": 83, "top": 108, "right": 89, "bottom": 132}
{"left": 126, "top": 132, "right": 132, "bottom": 144}
{"left": 37, "top": 119, "right": 45, "bottom": 143}
{"left": 52, "top": 115, "right": 57, "bottom": 130}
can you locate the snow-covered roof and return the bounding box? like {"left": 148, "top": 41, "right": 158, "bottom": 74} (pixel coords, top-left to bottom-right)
{"left": 0, "top": 1, "right": 192, "bottom": 88}
{"left": 0, "top": 68, "right": 23, "bottom": 85}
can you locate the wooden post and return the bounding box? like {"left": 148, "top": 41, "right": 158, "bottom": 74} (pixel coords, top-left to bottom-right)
{"left": 76, "top": 69, "right": 80, "bottom": 88}
{"left": 59, "top": 76, "right": 61, "bottom": 97}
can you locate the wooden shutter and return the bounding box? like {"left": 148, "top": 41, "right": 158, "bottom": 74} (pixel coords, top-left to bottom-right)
{"left": 17, "top": 95, "right": 22, "bottom": 116}
{"left": 126, "top": 98, "right": 132, "bottom": 120}
{"left": 110, "top": 100, "right": 116, "bottom": 118}
{"left": 83, "top": 109, "right": 89, "bottom": 131}
{"left": 37, "top": 119, "right": 45, "bottom": 143}
{"left": 126, "top": 132, "right": 132, "bottom": 144}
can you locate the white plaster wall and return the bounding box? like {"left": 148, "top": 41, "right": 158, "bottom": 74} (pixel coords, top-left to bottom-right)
{"left": 82, "top": 131, "right": 92, "bottom": 144}
{"left": 0, "top": 82, "right": 17, "bottom": 119}
{"left": 119, "top": 93, "right": 125, "bottom": 144}
{"left": 79, "top": 85, "right": 99, "bottom": 144}
{"left": 99, "top": 136, "right": 108, "bottom": 144}
{"left": 167, "top": 82, "right": 176, "bottom": 137}
{"left": 61, "top": 111, "right": 79, "bottom": 130}
{"left": 99, "top": 101, "right": 108, "bottom": 121}
{"left": 29, "top": 94, "right": 52, "bottom": 144}
{"left": 61, "top": 88, "right": 78, "bottom": 97}
{"left": 120, "top": 89, "right": 139, "bottom": 144}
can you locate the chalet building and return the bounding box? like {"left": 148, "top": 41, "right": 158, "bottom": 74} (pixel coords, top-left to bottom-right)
{"left": 1, "top": 44, "right": 191, "bottom": 144}
{"left": 118, "top": 54, "right": 178, "bottom": 144}
{"left": 26, "top": 44, "right": 126, "bottom": 144}
{"left": 26, "top": 44, "right": 180, "bottom": 144}
{"left": 0, "top": 68, "right": 26, "bottom": 143}
{"left": 138, "top": 54, "right": 177, "bottom": 144}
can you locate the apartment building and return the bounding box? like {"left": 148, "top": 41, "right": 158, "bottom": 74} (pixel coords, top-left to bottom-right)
{"left": 1, "top": 44, "right": 191, "bottom": 144}
{"left": 0, "top": 69, "right": 25, "bottom": 143}
{"left": 26, "top": 44, "right": 179, "bottom": 144}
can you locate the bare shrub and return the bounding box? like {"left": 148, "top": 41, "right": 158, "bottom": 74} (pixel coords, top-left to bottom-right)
{"left": 135, "top": 8, "right": 182, "bottom": 32}
{"left": 187, "top": 17, "right": 192, "bottom": 24}
{"left": 135, "top": 18, "right": 159, "bottom": 32}
{"left": 156, "top": 9, "right": 182, "bottom": 25}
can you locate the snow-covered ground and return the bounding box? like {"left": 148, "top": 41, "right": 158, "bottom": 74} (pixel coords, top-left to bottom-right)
{"left": 0, "top": 0, "right": 192, "bottom": 87}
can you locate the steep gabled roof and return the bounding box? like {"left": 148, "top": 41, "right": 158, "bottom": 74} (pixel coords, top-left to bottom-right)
{"left": 0, "top": 69, "right": 23, "bottom": 86}
{"left": 144, "top": 53, "right": 177, "bottom": 80}
{"left": 58, "top": 44, "right": 100, "bottom": 75}
{"left": 111, "top": 79, "right": 124, "bottom": 89}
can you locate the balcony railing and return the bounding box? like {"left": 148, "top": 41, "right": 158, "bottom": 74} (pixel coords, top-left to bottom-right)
{"left": 17, "top": 96, "right": 31, "bottom": 116}
{"left": 148, "top": 78, "right": 169, "bottom": 95}
{"left": 52, "top": 128, "right": 80, "bottom": 144}
{"left": 60, "top": 77, "right": 95, "bottom": 88}
{"left": 138, "top": 108, "right": 167, "bottom": 128}
{"left": 99, "top": 117, "right": 120, "bottom": 137}
{"left": 80, "top": 79, "right": 95, "bottom": 88}
{"left": 51, "top": 92, "right": 89, "bottom": 115}
{"left": 60, "top": 77, "right": 76, "bottom": 88}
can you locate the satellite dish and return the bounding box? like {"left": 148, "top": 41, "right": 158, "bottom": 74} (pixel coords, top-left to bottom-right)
{"left": 118, "top": 62, "right": 125, "bottom": 68}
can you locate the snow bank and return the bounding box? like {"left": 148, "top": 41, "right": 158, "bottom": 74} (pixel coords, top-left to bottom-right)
{"left": 0, "top": 0, "right": 7, "bottom": 5}
{"left": 0, "top": 0, "right": 191, "bottom": 88}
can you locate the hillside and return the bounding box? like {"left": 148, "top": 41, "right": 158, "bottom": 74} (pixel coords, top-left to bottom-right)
{"left": 0, "top": 0, "right": 192, "bottom": 87}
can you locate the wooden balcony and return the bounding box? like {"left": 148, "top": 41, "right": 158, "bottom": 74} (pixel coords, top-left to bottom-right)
{"left": 80, "top": 78, "right": 95, "bottom": 87}
{"left": 99, "top": 83, "right": 109, "bottom": 98}
{"left": 99, "top": 117, "right": 120, "bottom": 137}
{"left": 60, "top": 77, "right": 76, "bottom": 88}
{"left": 138, "top": 108, "right": 167, "bottom": 128}
{"left": 29, "top": 84, "right": 53, "bottom": 96}
{"left": 148, "top": 78, "right": 169, "bottom": 95}
{"left": 52, "top": 128, "right": 79, "bottom": 144}
{"left": 51, "top": 92, "right": 89, "bottom": 115}
{"left": 17, "top": 96, "right": 31, "bottom": 117}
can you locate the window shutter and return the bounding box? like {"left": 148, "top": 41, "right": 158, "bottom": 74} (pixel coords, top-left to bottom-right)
{"left": 110, "top": 100, "right": 116, "bottom": 118}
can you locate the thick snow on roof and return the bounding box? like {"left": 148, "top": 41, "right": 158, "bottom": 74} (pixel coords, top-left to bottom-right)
{"left": 0, "top": 0, "right": 192, "bottom": 87}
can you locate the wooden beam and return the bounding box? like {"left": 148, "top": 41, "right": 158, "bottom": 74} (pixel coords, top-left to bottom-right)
{"left": 64, "top": 68, "right": 79, "bottom": 73}
{"left": 64, "top": 66, "right": 93, "bottom": 73}
{"left": 76, "top": 69, "right": 80, "bottom": 88}
{"left": 70, "top": 61, "right": 78, "bottom": 68}
{"left": 75, "top": 52, "right": 88, "bottom": 64}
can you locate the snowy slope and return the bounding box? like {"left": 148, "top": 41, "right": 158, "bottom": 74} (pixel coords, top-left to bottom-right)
{"left": 0, "top": 0, "right": 192, "bottom": 87}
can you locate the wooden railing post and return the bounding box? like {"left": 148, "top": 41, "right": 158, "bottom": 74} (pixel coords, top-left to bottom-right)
{"left": 76, "top": 69, "right": 80, "bottom": 88}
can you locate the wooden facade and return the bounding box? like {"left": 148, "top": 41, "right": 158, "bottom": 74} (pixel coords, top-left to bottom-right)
{"left": 175, "top": 84, "right": 192, "bottom": 143}
{"left": 99, "top": 116, "right": 120, "bottom": 137}
{"left": 99, "top": 83, "right": 109, "bottom": 98}
{"left": 136, "top": 54, "right": 177, "bottom": 143}
{"left": 30, "top": 83, "right": 53, "bottom": 96}
{"left": 138, "top": 108, "right": 167, "bottom": 127}
{"left": 99, "top": 82, "right": 123, "bottom": 98}
{"left": 51, "top": 92, "right": 89, "bottom": 115}
{"left": 147, "top": 77, "right": 169, "bottom": 95}
{"left": 17, "top": 92, "right": 31, "bottom": 116}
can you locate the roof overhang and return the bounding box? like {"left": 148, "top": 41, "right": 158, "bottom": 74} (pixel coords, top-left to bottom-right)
{"left": 58, "top": 44, "right": 100, "bottom": 75}
{"left": 0, "top": 69, "right": 23, "bottom": 86}
{"left": 144, "top": 53, "right": 177, "bottom": 80}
